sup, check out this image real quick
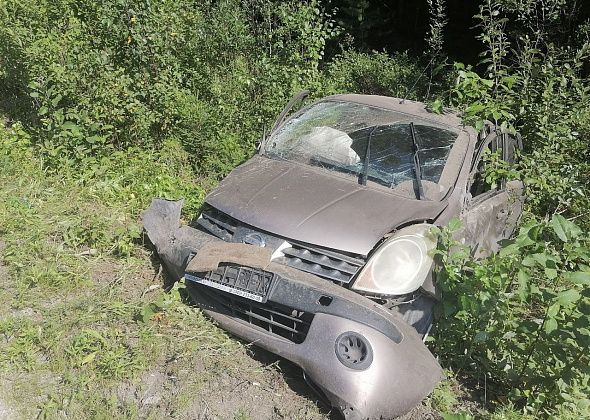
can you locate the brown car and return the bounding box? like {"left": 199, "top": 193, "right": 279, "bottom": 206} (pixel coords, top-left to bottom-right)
{"left": 143, "top": 94, "right": 524, "bottom": 419}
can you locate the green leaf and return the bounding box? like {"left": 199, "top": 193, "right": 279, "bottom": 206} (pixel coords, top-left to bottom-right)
{"left": 547, "top": 304, "right": 560, "bottom": 317}
{"left": 474, "top": 331, "right": 488, "bottom": 342}
{"left": 544, "top": 318, "right": 558, "bottom": 334}
{"left": 551, "top": 214, "right": 582, "bottom": 242}
{"left": 61, "top": 121, "right": 83, "bottom": 137}
{"left": 551, "top": 214, "right": 569, "bottom": 242}
{"left": 545, "top": 267, "right": 558, "bottom": 279}
{"left": 139, "top": 303, "right": 159, "bottom": 323}
{"left": 51, "top": 94, "right": 62, "bottom": 107}
{"left": 87, "top": 135, "right": 102, "bottom": 144}
{"left": 443, "top": 302, "right": 458, "bottom": 317}
{"left": 430, "top": 99, "right": 444, "bottom": 114}
{"left": 522, "top": 255, "right": 536, "bottom": 267}
{"left": 499, "top": 241, "right": 519, "bottom": 257}
{"left": 61, "top": 121, "right": 79, "bottom": 131}
{"left": 517, "top": 269, "right": 530, "bottom": 300}
{"left": 557, "top": 289, "right": 581, "bottom": 305}
{"left": 80, "top": 352, "right": 97, "bottom": 365}
{"left": 567, "top": 271, "right": 590, "bottom": 285}
{"left": 532, "top": 252, "right": 550, "bottom": 267}
{"left": 481, "top": 78, "right": 494, "bottom": 87}
{"left": 576, "top": 399, "right": 590, "bottom": 412}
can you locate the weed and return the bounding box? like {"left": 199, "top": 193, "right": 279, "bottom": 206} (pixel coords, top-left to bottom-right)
{"left": 429, "top": 375, "right": 459, "bottom": 413}
{"left": 234, "top": 408, "right": 252, "bottom": 420}
{"left": 0, "top": 318, "right": 44, "bottom": 372}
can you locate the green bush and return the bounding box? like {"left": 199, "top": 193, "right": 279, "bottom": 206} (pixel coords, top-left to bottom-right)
{"left": 0, "top": 0, "right": 339, "bottom": 177}
{"left": 322, "top": 50, "right": 428, "bottom": 98}
{"left": 1, "top": 0, "right": 449, "bottom": 180}
{"left": 433, "top": 217, "right": 590, "bottom": 417}
{"left": 432, "top": 2, "right": 590, "bottom": 416}
{"left": 0, "top": 121, "right": 204, "bottom": 261}
{"left": 447, "top": 1, "right": 590, "bottom": 230}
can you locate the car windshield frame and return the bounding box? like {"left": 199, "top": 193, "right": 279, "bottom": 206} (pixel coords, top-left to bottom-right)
{"left": 264, "top": 100, "right": 460, "bottom": 192}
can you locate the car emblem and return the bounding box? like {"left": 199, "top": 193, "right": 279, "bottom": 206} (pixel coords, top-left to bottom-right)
{"left": 242, "top": 233, "right": 266, "bottom": 247}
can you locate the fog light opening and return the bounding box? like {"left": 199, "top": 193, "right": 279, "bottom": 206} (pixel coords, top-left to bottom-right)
{"left": 334, "top": 332, "right": 373, "bottom": 370}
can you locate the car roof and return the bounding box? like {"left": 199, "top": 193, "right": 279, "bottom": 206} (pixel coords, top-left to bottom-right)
{"left": 323, "top": 94, "right": 465, "bottom": 130}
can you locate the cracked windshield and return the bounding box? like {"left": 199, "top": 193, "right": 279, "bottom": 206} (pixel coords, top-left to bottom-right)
{"left": 266, "top": 100, "right": 459, "bottom": 188}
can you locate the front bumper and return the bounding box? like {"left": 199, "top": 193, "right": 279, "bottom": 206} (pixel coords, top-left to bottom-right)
{"left": 143, "top": 199, "right": 443, "bottom": 419}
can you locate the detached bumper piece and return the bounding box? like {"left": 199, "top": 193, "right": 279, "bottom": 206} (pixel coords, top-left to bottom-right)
{"left": 143, "top": 199, "right": 443, "bottom": 420}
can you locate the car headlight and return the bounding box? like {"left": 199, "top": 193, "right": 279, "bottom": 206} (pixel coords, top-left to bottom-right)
{"left": 351, "top": 224, "right": 436, "bottom": 296}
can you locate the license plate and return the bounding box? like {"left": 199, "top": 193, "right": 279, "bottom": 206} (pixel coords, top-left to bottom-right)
{"left": 185, "top": 265, "right": 274, "bottom": 302}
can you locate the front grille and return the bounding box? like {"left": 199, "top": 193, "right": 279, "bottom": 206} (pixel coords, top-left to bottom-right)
{"left": 205, "top": 289, "right": 314, "bottom": 344}
{"left": 197, "top": 206, "right": 238, "bottom": 241}
{"left": 196, "top": 205, "right": 366, "bottom": 284}
{"left": 275, "top": 243, "right": 365, "bottom": 284}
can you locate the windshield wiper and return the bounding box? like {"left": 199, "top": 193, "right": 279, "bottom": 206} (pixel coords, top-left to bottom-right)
{"left": 361, "top": 125, "right": 379, "bottom": 186}
{"left": 409, "top": 122, "right": 426, "bottom": 200}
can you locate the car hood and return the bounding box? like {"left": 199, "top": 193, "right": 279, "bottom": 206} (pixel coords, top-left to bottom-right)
{"left": 205, "top": 155, "right": 447, "bottom": 256}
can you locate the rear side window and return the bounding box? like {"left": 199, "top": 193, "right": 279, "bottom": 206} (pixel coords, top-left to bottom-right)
{"left": 470, "top": 137, "right": 500, "bottom": 197}
{"left": 469, "top": 133, "right": 519, "bottom": 198}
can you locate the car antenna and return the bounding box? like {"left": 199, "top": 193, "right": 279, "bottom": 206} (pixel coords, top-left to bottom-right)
{"left": 410, "top": 122, "right": 426, "bottom": 200}
{"left": 400, "top": 56, "right": 436, "bottom": 104}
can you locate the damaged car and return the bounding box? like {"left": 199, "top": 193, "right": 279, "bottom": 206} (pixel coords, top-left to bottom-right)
{"left": 143, "top": 93, "right": 524, "bottom": 419}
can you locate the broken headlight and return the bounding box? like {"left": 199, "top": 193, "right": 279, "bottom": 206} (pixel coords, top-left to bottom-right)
{"left": 351, "top": 224, "right": 436, "bottom": 296}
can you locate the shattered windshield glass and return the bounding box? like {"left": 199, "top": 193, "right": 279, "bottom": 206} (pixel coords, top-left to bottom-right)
{"left": 265, "top": 100, "right": 459, "bottom": 188}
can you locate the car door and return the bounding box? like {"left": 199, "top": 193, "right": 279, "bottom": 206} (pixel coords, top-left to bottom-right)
{"left": 460, "top": 130, "right": 525, "bottom": 258}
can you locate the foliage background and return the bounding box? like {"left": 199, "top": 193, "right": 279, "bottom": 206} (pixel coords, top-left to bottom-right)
{"left": 0, "top": 0, "right": 589, "bottom": 418}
